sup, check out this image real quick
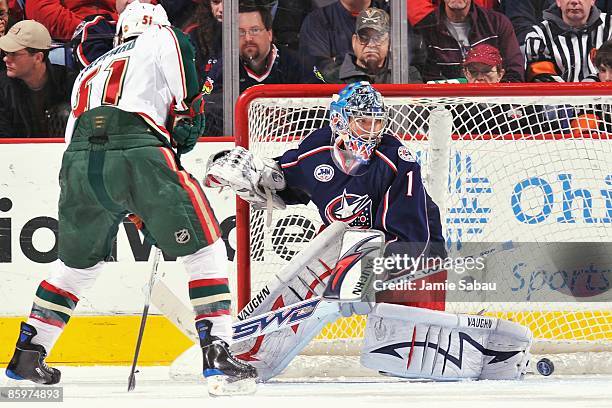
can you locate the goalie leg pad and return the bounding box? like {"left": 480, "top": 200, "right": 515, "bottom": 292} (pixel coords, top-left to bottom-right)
{"left": 230, "top": 223, "right": 348, "bottom": 381}
{"left": 360, "top": 303, "right": 532, "bottom": 381}
{"left": 231, "top": 311, "right": 339, "bottom": 381}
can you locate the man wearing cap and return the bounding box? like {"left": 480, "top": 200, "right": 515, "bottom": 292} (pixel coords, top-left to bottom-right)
{"left": 332, "top": 7, "right": 422, "bottom": 83}
{"left": 299, "top": 0, "right": 389, "bottom": 81}
{"left": 454, "top": 43, "right": 546, "bottom": 135}
{"left": 462, "top": 43, "right": 505, "bottom": 83}
{"left": 0, "top": 20, "right": 75, "bottom": 137}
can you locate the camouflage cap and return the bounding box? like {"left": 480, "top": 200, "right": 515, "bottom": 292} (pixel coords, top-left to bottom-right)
{"left": 355, "top": 8, "right": 390, "bottom": 35}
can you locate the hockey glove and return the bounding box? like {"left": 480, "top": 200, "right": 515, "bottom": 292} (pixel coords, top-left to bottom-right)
{"left": 171, "top": 94, "right": 206, "bottom": 155}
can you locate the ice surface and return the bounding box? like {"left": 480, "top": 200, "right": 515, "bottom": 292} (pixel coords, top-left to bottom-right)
{"left": 3, "top": 366, "right": 611, "bottom": 408}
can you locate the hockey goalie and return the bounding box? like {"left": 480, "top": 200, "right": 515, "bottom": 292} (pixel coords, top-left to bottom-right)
{"left": 204, "top": 81, "right": 532, "bottom": 381}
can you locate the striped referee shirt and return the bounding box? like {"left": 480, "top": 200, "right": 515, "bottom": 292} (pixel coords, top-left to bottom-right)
{"left": 524, "top": 6, "right": 612, "bottom": 82}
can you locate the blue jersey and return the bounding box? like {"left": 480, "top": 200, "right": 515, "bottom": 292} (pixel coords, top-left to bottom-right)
{"left": 277, "top": 126, "right": 445, "bottom": 255}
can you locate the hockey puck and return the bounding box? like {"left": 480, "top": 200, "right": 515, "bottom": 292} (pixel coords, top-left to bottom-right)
{"left": 536, "top": 358, "right": 554, "bottom": 376}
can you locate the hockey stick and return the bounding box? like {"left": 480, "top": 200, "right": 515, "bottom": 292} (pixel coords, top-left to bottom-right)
{"left": 127, "top": 247, "right": 162, "bottom": 392}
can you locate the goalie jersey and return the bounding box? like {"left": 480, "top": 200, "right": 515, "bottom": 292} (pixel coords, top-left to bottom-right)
{"left": 65, "top": 25, "right": 199, "bottom": 143}
{"left": 277, "top": 127, "right": 445, "bottom": 254}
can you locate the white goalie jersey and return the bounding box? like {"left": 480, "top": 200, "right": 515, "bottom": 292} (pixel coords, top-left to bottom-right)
{"left": 65, "top": 25, "right": 193, "bottom": 143}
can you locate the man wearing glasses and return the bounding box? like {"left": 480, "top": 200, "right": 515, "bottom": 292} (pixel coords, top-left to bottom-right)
{"left": 454, "top": 44, "right": 543, "bottom": 135}
{"left": 202, "top": 2, "right": 310, "bottom": 135}
{"left": 0, "top": 20, "right": 74, "bottom": 138}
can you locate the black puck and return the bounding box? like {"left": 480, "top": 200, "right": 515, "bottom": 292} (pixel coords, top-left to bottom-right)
{"left": 536, "top": 358, "right": 554, "bottom": 376}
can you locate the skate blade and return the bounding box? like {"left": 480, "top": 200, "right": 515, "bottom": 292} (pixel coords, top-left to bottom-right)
{"left": 206, "top": 375, "right": 257, "bottom": 396}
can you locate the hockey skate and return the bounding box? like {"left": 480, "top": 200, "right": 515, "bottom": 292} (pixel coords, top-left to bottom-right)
{"left": 5, "top": 322, "right": 61, "bottom": 385}
{"left": 196, "top": 320, "right": 257, "bottom": 396}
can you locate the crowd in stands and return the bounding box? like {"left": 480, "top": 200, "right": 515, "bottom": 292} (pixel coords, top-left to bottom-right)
{"left": 0, "top": 0, "right": 611, "bottom": 138}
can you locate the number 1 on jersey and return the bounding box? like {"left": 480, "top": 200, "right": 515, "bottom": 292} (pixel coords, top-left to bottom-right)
{"left": 406, "top": 171, "right": 413, "bottom": 196}
{"left": 103, "top": 58, "right": 129, "bottom": 106}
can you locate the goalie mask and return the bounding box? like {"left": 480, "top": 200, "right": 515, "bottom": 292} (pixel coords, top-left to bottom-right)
{"left": 114, "top": 2, "right": 170, "bottom": 47}
{"left": 329, "top": 81, "right": 388, "bottom": 176}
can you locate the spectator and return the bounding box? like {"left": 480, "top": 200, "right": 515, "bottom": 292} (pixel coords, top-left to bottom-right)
{"left": 202, "top": 2, "right": 311, "bottom": 135}
{"left": 593, "top": 39, "right": 612, "bottom": 81}
{"left": 500, "top": 0, "right": 612, "bottom": 45}
{"left": 7, "top": 0, "right": 23, "bottom": 23}
{"left": 71, "top": 0, "right": 156, "bottom": 71}
{"left": 299, "top": 0, "right": 388, "bottom": 81}
{"left": 0, "top": 0, "right": 8, "bottom": 37}
{"left": 415, "top": 0, "right": 524, "bottom": 82}
{"left": 408, "top": 0, "right": 500, "bottom": 27}
{"left": 524, "top": 0, "right": 612, "bottom": 82}
{"left": 571, "top": 40, "right": 612, "bottom": 133}
{"left": 186, "top": 0, "right": 223, "bottom": 81}
{"left": 25, "top": 1, "right": 117, "bottom": 42}
{"left": 462, "top": 42, "right": 505, "bottom": 82}
{"left": 0, "top": 20, "right": 75, "bottom": 137}
{"left": 332, "top": 8, "right": 422, "bottom": 83}
{"left": 71, "top": 13, "right": 116, "bottom": 71}
{"left": 454, "top": 44, "right": 542, "bottom": 135}
{"left": 0, "top": 0, "right": 8, "bottom": 71}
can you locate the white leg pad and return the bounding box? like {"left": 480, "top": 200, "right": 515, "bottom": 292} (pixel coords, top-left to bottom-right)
{"left": 360, "top": 303, "right": 532, "bottom": 381}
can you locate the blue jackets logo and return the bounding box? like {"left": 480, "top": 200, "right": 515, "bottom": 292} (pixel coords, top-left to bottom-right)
{"left": 325, "top": 189, "right": 372, "bottom": 227}
{"left": 314, "top": 164, "right": 334, "bottom": 182}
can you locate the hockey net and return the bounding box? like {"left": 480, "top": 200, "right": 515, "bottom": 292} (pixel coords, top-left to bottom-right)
{"left": 233, "top": 83, "right": 612, "bottom": 377}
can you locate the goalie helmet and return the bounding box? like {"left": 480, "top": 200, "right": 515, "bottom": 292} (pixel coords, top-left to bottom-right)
{"left": 329, "top": 81, "right": 388, "bottom": 175}
{"left": 114, "top": 2, "right": 170, "bottom": 46}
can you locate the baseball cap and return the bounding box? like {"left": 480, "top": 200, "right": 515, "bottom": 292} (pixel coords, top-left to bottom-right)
{"left": 0, "top": 20, "right": 52, "bottom": 52}
{"left": 355, "top": 8, "right": 390, "bottom": 35}
{"left": 463, "top": 44, "right": 503, "bottom": 67}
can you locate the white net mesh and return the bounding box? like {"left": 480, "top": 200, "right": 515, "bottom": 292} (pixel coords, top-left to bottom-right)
{"left": 236, "top": 86, "right": 612, "bottom": 374}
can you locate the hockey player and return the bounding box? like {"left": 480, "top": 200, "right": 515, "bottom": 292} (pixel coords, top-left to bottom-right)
{"left": 205, "top": 81, "right": 533, "bottom": 381}
{"left": 4, "top": 2, "right": 256, "bottom": 396}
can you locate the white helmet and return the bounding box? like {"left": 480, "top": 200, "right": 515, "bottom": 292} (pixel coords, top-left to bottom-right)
{"left": 115, "top": 2, "right": 170, "bottom": 46}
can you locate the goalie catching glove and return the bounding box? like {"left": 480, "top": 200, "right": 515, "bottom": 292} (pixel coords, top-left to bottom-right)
{"left": 204, "top": 146, "right": 286, "bottom": 210}
{"left": 170, "top": 93, "right": 206, "bottom": 155}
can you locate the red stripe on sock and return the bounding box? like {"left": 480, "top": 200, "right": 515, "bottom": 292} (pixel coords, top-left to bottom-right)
{"left": 40, "top": 281, "right": 79, "bottom": 303}
{"left": 29, "top": 314, "right": 66, "bottom": 329}
{"left": 195, "top": 310, "right": 230, "bottom": 320}
{"left": 189, "top": 278, "right": 229, "bottom": 289}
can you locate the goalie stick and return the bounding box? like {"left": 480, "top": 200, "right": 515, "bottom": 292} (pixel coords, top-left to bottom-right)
{"left": 127, "top": 247, "right": 162, "bottom": 392}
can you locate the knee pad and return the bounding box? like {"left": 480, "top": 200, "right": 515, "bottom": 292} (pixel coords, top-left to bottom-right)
{"left": 182, "top": 238, "right": 228, "bottom": 280}
{"left": 46, "top": 259, "right": 105, "bottom": 297}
